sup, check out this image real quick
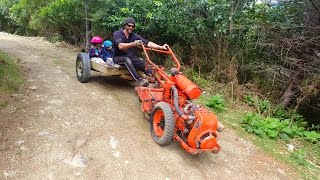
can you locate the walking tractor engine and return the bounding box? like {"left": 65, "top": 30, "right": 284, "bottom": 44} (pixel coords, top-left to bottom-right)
{"left": 135, "top": 45, "right": 224, "bottom": 155}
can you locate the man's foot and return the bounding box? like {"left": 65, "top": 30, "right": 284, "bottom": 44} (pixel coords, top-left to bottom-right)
{"left": 138, "top": 79, "right": 149, "bottom": 87}
{"left": 147, "top": 75, "right": 156, "bottom": 83}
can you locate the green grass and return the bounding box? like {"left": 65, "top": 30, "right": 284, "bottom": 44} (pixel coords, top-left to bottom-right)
{"left": 195, "top": 83, "right": 320, "bottom": 179}
{"left": 211, "top": 101, "right": 320, "bottom": 179}
{"left": 0, "top": 51, "right": 24, "bottom": 107}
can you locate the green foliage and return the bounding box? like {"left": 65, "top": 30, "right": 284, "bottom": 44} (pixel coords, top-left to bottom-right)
{"left": 244, "top": 94, "right": 272, "bottom": 116}
{"left": 258, "top": 99, "right": 271, "bottom": 114}
{"left": 0, "top": 0, "right": 19, "bottom": 33}
{"left": 205, "top": 94, "right": 226, "bottom": 112}
{"left": 244, "top": 95, "right": 309, "bottom": 127}
{"left": 292, "top": 149, "right": 307, "bottom": 165}
{"left": 90, "top": 0, "right": 157, "bottom": 37}
{"left": 242, "top": 112, "right": 292, "bottom": 138}
{"left": 242, "top": 93, "right": 319, "bottom": 141}
{"left": 244, "top": 94, "right": 255, "bottom": 106}
{"left": 32, "top": 0, "right": 85, "bottom": 44}
{"left": 183, "top": 68, "right": 212, "bottom": 87}
{"left": 8, "top": 0, "right": 52, "bottom": 35}
{"left": 303, "top": 131, "right": 320, "bottom": 143}
{"left": 47, "top": 33, "right": 63, "bottom": 43}
{"left": 0, "top": 51, "right": 23, "bottom": 93}
{"left": 310, "top": 124, "right": 320, "bottom": 131}
{"left": 241, "top": 112, "right": 320, "bottom": 143}
{"left": 241, "top": 92, "right": 319, "bottom": 171}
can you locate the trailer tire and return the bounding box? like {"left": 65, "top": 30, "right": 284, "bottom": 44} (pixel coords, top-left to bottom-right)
{"left": 150, "top": 102, "right": 175, "bottom": 146}
{"left": 76, "top": 53, "right": 91, "bottom": 83}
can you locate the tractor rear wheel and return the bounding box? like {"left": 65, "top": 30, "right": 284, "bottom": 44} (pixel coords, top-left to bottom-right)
{"left": 76, "top": 53, "right": 91, "bottom": 83}
{"left": 150, "top": 102, "right": 175, "bottom": 146}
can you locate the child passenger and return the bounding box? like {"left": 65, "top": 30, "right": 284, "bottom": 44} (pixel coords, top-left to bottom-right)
{"left": 89, "top": 36, "right": 105, "bottom": 64}
{"left": 89, "top": 36, "right": 103, "bottom": 58}
{"left": 102, "top": 40, "right": 114, "bottom": 66}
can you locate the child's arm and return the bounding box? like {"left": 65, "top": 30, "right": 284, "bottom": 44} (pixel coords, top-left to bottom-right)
{"left": 89, "top": 48, "right": 100, "bottom": 58}
{"left": 88, "top": 48, "right": 96, "bottom": 58}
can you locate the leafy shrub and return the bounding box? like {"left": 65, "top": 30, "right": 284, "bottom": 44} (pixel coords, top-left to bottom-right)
{"left": 47, "top": 33, "right": 63, "bottom": 43}
{"left": 183, "top": 68, "right": 211, "bottom": 87}
{"left": 291, "top": 149, "right": 307, "bottom": 165}
{"left": 244, "top": 95, "right": 308, "bottom": 128}
{"left": 272, "top": 105, "right": 287, "bottom": 119}
{"left": 241, "top": 112, "right": 320, "bottom": 142}
{"left": 242, "top": 112, "right": 293, "bottom": 138}
{"left": 244, "top": 94, "right": 255, "bottom": 106}
{"left": 206, "top": 94, "right": 226, "bottom": 112}
{"left": 0, "top": 51, "right": 23, "bottom": 93}
{"left": 259, "top": 99, "right": 271, "bottom": 114}
{"left": 303, "top": 131, "right": 320, "bottom": 143}
{"left": 192, "top": 75, "right": 211, "bottom": 88}
{"left": 244, "top": 95, "right": 271, "bottom": 115}
{"left": 309, "top": 124, "right": 320, "bottom": 131}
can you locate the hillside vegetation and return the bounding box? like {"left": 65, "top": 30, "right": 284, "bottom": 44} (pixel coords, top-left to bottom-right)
{"left": 0, "top": 51, "right": 23, "bottom": 107}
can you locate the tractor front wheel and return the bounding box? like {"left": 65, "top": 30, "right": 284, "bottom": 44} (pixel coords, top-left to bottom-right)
{"left": 150, "top": 102, "right": 175, "bottom": 146}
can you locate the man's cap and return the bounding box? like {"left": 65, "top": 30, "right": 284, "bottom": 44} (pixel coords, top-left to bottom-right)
{"left": 122, "top": 17, "right": 135, "bottom": 25}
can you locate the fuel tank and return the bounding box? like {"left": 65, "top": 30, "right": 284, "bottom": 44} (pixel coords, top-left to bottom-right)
{"left": 174, "top": 74, "right": 201, "bottom": 99}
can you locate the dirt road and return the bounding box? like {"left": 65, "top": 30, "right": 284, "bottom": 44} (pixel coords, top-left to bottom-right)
{"left": 0, "top": 32, "right": 299, "bottom": 179}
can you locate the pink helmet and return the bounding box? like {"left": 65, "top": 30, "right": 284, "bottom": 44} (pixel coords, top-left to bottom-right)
{"left": 91, "top": 36, "right": 103, "bottom": 43}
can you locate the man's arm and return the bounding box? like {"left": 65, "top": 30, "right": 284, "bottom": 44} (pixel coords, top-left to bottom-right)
{"left": 118, "top": 42, "right": 136, "bottom": 50}
{"left": 113, "top": 30, "right": 136, "bottom": 51}
{"left": 119, "top": 41, "right": 169, "bottom": 50}
{"left": 115, "top": 32, "right": 147, "bottom": 50}
{"left": 147, "top": 42, "right": 169, "bottom": 50}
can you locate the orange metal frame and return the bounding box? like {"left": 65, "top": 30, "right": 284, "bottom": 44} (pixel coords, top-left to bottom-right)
{"left": 135, "top": 45, "right": 222, "bottom": 155}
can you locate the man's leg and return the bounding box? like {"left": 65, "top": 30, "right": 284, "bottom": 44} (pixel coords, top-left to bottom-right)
{"left": 114, "top": 56, "right": 141, "bottom": 81}
{"left": 113, "top": 56, "right": 149, "bottom": 86}
{"left": 131, "top": 57, "right": 152, "bottom": 76}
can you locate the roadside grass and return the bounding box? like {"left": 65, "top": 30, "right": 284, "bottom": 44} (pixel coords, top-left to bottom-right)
{"left": 194, "top": 79, "right": 320, "bottom": 179}
{"left": 0, "top": 51, "right": 24, "bottom": 108}
{"left": 201, "top": 95, "right": 319, "bottom": 179}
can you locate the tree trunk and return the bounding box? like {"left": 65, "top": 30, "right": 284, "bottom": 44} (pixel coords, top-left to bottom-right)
{"left": 280, "top": 65, "right": 304, "bottom": 108}
{"left": 84, "top": 0, "right": 91, "bottom": 51}
{"left": 280, "top": 80, "right": 295, "bottom": 107}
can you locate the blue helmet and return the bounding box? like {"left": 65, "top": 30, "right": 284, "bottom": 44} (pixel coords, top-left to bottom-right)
{"left": 103, "top": 40, "right": 113, "bottom": 48}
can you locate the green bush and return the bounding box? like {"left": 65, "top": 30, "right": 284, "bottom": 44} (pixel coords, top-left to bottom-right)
{"left": 242, "top": 112, "right": 291, "bottom": 138}
{"left": 259, "top": 99, "right": 271, "bottom": 114}
{"left": 303, "top": 131, "right": 320, "bottom": 143}
{"left": 244, "top": 94, "right": 272, "bottom": 115}
{"left": 291, "top": 149, "right": 307, "bottom": 165}
{"left": 47, "top": 33, "right": 63, "bottom": 43}
{"left": 241, "top": 112, "right": 320, "bottom": 142}
{"left": 205, "top": 94, "right": 226, "bottom": 112}
{"left": 244, "top": 94, "right": 256, "bottom": 106}
{"left": 183, "top": 68, "right": 211, "bottom": 87}
{"left": 0, "top": 51, "right": 23, "bottom": 93}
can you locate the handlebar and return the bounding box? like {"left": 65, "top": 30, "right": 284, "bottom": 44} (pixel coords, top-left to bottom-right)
{"left": 141, "top": 44, "right": 181, "bottom": 71}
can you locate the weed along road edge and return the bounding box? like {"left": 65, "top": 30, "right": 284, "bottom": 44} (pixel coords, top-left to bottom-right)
{"left": 0, "top": 32, "right": 299, "bottom": 179}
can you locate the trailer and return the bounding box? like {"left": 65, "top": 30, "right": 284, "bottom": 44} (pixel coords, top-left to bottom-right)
{"left": 76, "top": 53, "right": 133, "bottom": 82}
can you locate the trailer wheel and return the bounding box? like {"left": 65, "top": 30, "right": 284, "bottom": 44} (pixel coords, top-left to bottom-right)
{"left": 151, "top": 102, "right": 175, "bottom": 146}
{"left": 76, "top": 53, "right": 91, "bottom": 83}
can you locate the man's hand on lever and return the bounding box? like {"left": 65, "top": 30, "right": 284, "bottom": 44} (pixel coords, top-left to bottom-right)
{"left": 134, "top": 40, "right": 143, "bottom": 47}
{"left": 161, "top": 44, "right": 169, "bottom": 50}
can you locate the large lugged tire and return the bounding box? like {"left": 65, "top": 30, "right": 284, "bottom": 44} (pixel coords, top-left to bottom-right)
{"left": 150, "top": 102, "right": 175, "bottom": 146}
{"left": 76, "top": 53, "right": 91, "bottom": 83}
